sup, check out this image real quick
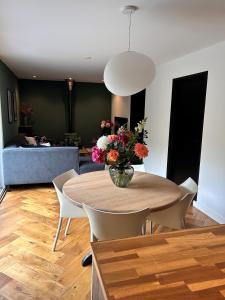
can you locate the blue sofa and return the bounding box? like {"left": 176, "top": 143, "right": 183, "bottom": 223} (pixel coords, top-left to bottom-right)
{"left": 2, "top": 146, "right": 104, "bottom": 186}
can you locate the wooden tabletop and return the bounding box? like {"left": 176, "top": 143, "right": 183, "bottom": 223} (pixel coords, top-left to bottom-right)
{"left": 63, "top": 171, "right": 182, "bottom": 213}
{"left": 91, "top": 225, "right": 225, "bottom": 300}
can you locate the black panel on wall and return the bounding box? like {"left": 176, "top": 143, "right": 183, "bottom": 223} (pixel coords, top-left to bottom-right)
{"left": 130, "top": 89, "right": 146, "bottom": 131}
{"left": 167, "top": 71, "right": 208, "bottom": 185}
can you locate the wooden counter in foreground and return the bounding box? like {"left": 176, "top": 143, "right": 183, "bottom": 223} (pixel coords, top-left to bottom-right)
{"left": 91, "top": 225, "right": 225, "bottom": 300}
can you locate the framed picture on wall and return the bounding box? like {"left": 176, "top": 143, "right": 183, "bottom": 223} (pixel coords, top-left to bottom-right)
{"left": 12, "top": 90, "right": 18, "bottom": 121}
{"left": 7, "top": 89, "right": 13, "bottom": 124}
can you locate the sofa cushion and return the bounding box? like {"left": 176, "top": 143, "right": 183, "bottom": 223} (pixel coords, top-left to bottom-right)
{"left": 79, "top": 156, "right": 105, "bottom": 174}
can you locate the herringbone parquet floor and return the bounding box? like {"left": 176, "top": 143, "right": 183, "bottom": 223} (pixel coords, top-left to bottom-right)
{"left": 0, "top": 184, "right": 217, "bottom": 300}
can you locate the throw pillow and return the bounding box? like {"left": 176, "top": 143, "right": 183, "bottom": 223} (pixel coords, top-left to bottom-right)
{"left": 40, "top": 142, "right": 51, "bottom": 147}
{"left": 25, "top": 136, "right": 37, "bottom": 146}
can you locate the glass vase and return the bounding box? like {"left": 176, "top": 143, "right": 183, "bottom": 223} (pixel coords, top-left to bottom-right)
{"left": 109, "top": 164, "right": 134, "bottom": 188}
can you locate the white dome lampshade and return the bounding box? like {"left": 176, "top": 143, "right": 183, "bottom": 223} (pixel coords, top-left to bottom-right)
{"left": 104, "top": 51, "right": 155, "bottom": 97}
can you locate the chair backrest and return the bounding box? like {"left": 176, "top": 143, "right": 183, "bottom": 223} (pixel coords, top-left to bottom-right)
{"left": 149, "top": 192, "right": 196, "bottom": 230}
{"left": 53, "top": 169, "right": 78, "bottom": 192}
{"left": 52, "top": 169, "right": 85, "bottom": 218}
{"left": 131, "top": 164, "right": 145, "bottom": 172}
{"left": 83, "top": 204, "right": 150, "bottom": 241}
{"left": 179, "top": 177, "right": 198, "bottom": 194}
{"left": 178, "top": 192, "right": 196, "bottom": 216}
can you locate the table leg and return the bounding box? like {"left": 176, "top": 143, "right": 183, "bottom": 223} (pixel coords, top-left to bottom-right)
{"left": 82, "top": 252, "right": 92, "bottom": 266}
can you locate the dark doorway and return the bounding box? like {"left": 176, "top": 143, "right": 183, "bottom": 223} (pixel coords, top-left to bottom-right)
{"left": 167, "top": 71, "right": 208, "bottom": 185}
{"left": 130, "top": 89, "right": 145, "bottom": 131}
{"left": 114, "top": 117, "right": 128, "bottom": 134}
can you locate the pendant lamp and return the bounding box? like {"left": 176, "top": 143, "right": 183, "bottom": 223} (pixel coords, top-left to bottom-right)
{"left": 104, "top": 5, "right": 155, "bottom": 97}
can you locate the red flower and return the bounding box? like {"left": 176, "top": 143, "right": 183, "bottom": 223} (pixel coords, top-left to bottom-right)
{"left": 134, "top": 143, "right": 149, "bottom": 159}
{"left": 118, "top": 133, "right": 129, "bottom": 145}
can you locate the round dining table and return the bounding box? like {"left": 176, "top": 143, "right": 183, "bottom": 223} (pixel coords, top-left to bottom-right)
{"left": 63, "top": 170, "right": 183, "bottom": 266}
{"left": 63, "top": 170, "right": 183, "bottom": 213}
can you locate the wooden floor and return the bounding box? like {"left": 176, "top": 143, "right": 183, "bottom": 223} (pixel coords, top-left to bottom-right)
{"left": 0, "top": 185, "right": 217, "bottom": 300}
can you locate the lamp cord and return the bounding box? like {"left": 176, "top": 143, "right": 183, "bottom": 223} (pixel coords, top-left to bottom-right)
{"left": 128, "top": 11, "right": 132, "bottom": 51}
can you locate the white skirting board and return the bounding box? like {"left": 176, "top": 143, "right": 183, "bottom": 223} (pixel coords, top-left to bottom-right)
{"left": 193, "top": 201, "right": 225, "bottom": 224}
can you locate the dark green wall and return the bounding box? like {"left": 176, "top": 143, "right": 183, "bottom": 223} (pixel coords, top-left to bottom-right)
{"left": 19, "top": 80, "right": 111, "bottom": 146}
{"left": 74, "top": 83, "right": 111, "bottom": 145}
{"left": 19, "top": 80, "right": 67, "bottom": 142}
{"left": 0, "top": 60, "right": 19, "bottom": 146}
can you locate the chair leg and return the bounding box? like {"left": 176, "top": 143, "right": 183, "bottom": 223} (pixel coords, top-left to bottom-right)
{"left": 181, "top": 218, "right": 186, "bottom": 229}
{"left": 150, "top": 221, "right": 153, "bottom": 234}
{"left": 148, "top": 219, "right": 153, "bottom": 235}
{"left": 65, "top": 218, "right": 71, "bottom": 236}
{"left": 142, "top": 223, "right": 146, "bottom": 235}
{"left": 52, "top": 217, "right": 63, "bottom": 251}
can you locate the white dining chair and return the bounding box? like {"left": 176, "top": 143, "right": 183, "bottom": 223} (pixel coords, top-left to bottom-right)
{"left": 52, "top": 169, "right": 86, "bottom": 251}
{"left": 83, "top": 204, "right": 150, "bottom": 242}
{"left": 131, "top": 164, "right": 145, "bottom": 172}
{"left": 179, "top": 177, "right": 198, "bottom": 195}
{"left": 148, "top": 177, "right": 198, "bottom": 232}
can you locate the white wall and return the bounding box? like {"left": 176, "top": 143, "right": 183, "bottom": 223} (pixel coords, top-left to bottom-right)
{"left": 145, "top": 40, "right": 225, "bottom": 223}
{"left": 111, "top": 95, "right": 131, "bottom": 129}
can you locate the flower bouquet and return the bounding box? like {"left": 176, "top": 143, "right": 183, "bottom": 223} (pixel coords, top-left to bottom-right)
{"left": 100, "top": 119, "right": 113, "bottom": 135}
{"left": 92, "top": 119, "right": 149, "bottom": 187}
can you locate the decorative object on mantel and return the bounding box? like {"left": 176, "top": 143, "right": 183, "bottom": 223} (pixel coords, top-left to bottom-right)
{"left": 103, "top": 5, "right": 155, "bottom": 96}
{"left": 92, "top": 118, "right": 149, "bottom": 187}
{"left": 64, "top": 132, "right": 81, "bottom": 146}
{"left": 20, "top": 102, "right": 33, "bottom": 126}
{"left": 65, "top": 78, "right": 74, "bottom": 132}
{"left": 64, "top": 78, "right": 82, "bottom": 148}
{"left": 100, "top": 119, "right": 113, "bottom": 136}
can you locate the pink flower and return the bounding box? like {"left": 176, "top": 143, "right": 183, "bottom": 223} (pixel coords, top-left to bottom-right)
{"left": 100, "top": 120, "right": 113, "bottom": 129}
{"left": 108, "top": 134, "right": 118, "bottom": 142}
{"left": 100, "top": 120, "right": 106, "bottom": 128}
{"left": 92, "top": 146, "right": 106, "bottom": 163}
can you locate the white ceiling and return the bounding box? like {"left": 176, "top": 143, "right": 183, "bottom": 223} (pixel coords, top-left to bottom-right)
{"left": 1, "top": 0, "right": 225, "bottom": 82}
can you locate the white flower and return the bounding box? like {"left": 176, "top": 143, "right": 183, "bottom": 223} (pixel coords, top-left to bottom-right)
{"left": 135, "top": 118, "right": 147, "bottom": 133}
{"left": 97, "top": 136, "right": 110, "bottom": 150}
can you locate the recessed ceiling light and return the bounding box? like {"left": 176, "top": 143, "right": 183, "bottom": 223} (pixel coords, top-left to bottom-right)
{"left": 32, "top": 75, "right": 37, "bottom": 78}
{"left": 84, "top": 56, "right": 92, "bottom": 60}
